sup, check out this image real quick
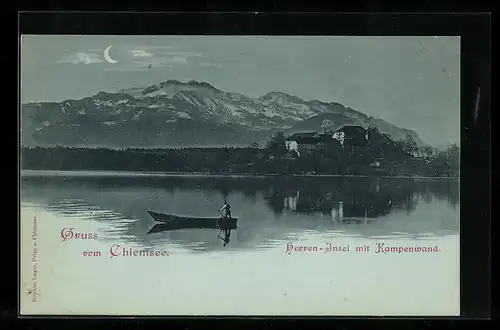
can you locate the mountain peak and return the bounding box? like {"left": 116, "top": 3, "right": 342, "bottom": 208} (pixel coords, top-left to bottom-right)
{"left": 160, "top": 79, "right": 182, "bottom": 85}
{"left": 260, "top": 91, "right": 306, "bottom": 104}
{"left": 262, "top": 91, "right": 290, "bottom": 98}
{"left": 186, "top": 80, "right": 219, "bottom": 90}
{"left": 156, "top": 79, "right": 219, "bottom": 91}
{"left": 120, "top": 79, "right": 220, "bottom": 99}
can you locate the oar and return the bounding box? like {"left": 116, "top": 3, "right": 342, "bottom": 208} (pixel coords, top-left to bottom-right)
{"left": 218, "top": 209, "right": 227, "bottom": 219}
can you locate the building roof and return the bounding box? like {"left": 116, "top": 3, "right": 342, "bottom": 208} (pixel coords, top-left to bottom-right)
{"left": 287, "top": 131, "right": 345, "bottom": 146}
{"left": 293, "top": 137, "right": 321, "bottom": 144}
{"left": 288, "top": 132, "right": 319, "bottom": 140}
{"left": 293, "top": 136, "right": 341, "bottom": 146}
{"left": 335, "top": 125, "right": 366, "bottom": 134}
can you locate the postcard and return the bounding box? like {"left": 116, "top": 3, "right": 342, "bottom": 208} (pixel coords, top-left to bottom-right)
{"left": 20, "top": 35, "right": 460, "bottom": 316}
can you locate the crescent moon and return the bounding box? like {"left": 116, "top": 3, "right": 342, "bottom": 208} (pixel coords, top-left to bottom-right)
{"left": 104, "top": 46, "right": 118, "bottom": 64}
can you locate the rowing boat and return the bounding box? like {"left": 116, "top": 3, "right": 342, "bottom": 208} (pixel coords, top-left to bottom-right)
{"left": 146, "top": 210, "right": 238, "bottom": 233}
{"left": 147, "top": 210, "right": 238, "bottom": 223}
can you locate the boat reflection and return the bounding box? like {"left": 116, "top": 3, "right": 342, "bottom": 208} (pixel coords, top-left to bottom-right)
{"left": 147, "top": 221, "right": 235, "bottom": 246}
{"left": 147, "top": 219, "right": 237, "bottom": 234}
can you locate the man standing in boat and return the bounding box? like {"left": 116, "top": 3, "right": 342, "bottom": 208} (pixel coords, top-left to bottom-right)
{"left": 219, "top": 200, "right": 232, "bottom": 219}
{"left": 218, "top": 200, "right": 232, "bottom": 246}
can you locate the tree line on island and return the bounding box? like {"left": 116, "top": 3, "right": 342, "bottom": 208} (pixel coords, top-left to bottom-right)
{"left": 21, "top": 126, "right": 459, "bottom": 177}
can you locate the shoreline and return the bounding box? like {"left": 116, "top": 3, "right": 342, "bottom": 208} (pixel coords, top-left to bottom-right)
{"left": 20, "top": 169, "right": 459, "bottom": 180}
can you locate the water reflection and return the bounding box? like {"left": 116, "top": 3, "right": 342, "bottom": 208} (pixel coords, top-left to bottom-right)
{"left": 262, "top": 177, "right": 443, "bottom": 218}
{"left": 21, "top": 173, "right": 459, "bottom": 252}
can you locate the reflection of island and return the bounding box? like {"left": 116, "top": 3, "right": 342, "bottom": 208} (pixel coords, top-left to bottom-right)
{"left": 264, "top": 177, "right": 420, "bottom": 223}
{"left": 21, "top": 174, "right": 459, "bottom": 252}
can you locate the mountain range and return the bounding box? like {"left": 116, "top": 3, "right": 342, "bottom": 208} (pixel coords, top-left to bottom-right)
{"left": 21, "top": 80, "right": 427, "bottom": 148}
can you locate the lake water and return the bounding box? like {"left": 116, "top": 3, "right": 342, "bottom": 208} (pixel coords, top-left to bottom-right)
{"left": 20, "top": 170, "right": 460, "bottom": 316}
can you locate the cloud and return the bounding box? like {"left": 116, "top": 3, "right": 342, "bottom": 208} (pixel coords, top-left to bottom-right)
{"left": 103, "top": 66, "right": 151, "bottom": 72}
{"left": 199, "top": 61, "right": 224, "bottom": 68}
{"left": 130, "top": 49, "right": 154, "bottom": 57}
{"left": 123, "top": 44, "right": 176, "bottom": 51}
{"left": 161, "top": 51, "right": 203, "bottom": 57}
{"left": 167, "top": 56, "right": 187, "bottom": 64}
{"left": 59, "top": 52, "right": 103, "bottom": 64}
{"left": 133, "top": 55, "right": 187, "bottom": 67}
{"left": 104, "top": 55, "right": 179, "bottom": 72}
{"left": 120, "top": 46, "right": 193, "bottom": 69}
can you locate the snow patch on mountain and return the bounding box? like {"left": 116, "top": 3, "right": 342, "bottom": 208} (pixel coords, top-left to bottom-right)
{"left": 202, "top": 96, "right": 218, "bottom": 109}
{"left": 217, "top": 101, "right": 245, "bottom": 118}
{"left": 143, "top": 89, "right": 169, "bottom": 98}
{"left": 175, "top": 112, "right": 192, "bottom": 119}
{"left": 148, "top": 103, "right": 164, "bottom": 108}
{"left": 111, "top": 108, "right": 122, "bottom": 115}
{"left": 174, "top": 92, "right": 206, "bottom": 109}
{"left": 92, "top": 98, "right": 116, "bottom": 107}
{"left": 133, "top": 110, "right": 144, "bottom": 120}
